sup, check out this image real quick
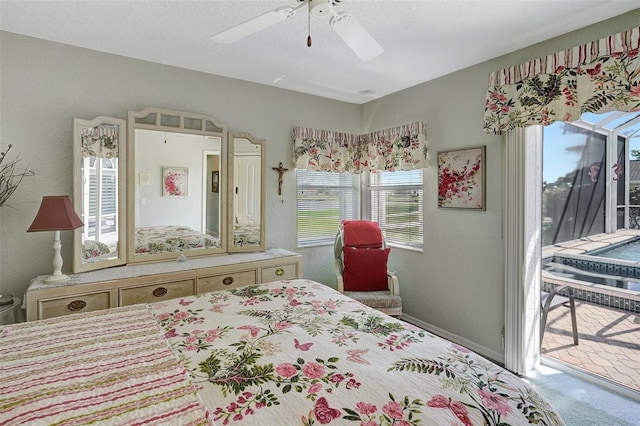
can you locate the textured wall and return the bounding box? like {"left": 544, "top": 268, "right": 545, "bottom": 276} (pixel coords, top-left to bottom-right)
{"left": 2, "top": 9, "right": 639, "bottom": 360}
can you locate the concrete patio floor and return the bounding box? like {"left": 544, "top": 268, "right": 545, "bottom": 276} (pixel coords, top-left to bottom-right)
{"left": 541, "top": 290, "right": 640, "bottom": 394}
{"left": 542, "top": 230, "right": 640, "bottom": 395}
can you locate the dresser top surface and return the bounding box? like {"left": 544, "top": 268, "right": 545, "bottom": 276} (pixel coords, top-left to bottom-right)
{"left": 28, "top": 249, "right": 300, "bottom": 291}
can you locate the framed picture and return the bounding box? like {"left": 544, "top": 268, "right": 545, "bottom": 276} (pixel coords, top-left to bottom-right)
{"left": 162, "top": 167, "right": 189, "bottom": 197}
{"left": 211, "top": 170, "right": 219, "bottom": 193}
{"left": 437, "top": 146, "right": 486, "bottom": 210}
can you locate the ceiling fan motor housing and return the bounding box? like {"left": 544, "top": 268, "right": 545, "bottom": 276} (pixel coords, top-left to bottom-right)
{"left": 297, "top": 0, "right": 343, "bottom": 18}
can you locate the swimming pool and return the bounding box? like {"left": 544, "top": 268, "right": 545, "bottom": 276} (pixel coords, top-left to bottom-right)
{"left": 588, "top": 237, "right": 640, "bottom": 262}
{"left": 542, "top": 252, "right": 640, "bottom": 313}
{"left": 543, "top": 262, "right": 640, "bottom": 292}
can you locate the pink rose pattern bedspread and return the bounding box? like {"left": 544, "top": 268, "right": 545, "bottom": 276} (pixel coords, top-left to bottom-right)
{"left": 149, "top": 279, "right": 564, "bottom": 426}
{"left": 135, "top": 225, "right": 220, "bottom": 254}
{"left": 0, "top": 305, "right": 210, "bottom": 425}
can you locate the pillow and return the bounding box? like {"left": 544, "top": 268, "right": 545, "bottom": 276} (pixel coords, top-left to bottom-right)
{"left": 342, "top": 247, "right": 390, "bottom": 291}
{"left": 342, "top": 220, "right": 383, "bottom": 249}
{"left": 82, "top": 240, "right": 110, "bottom": 260}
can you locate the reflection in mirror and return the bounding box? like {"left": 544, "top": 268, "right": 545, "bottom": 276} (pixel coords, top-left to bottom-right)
{"left": 229, "top": 132, "right": 265, "bottom": 252}
{"left": 128, "top": 107, "right": 227, "bottom": 264}
{"left": 133, "top": 130, "right": 222, "bottom": 255}
{"left": 72, "top": 116, "right": 127, "bottom": 273}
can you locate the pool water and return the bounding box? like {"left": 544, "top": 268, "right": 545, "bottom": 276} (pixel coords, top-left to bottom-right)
{"left": 589, "top": 237, "right": 640, "bottom": 261}
{"left": 543, "top": 262, "right": 640, "bottom": 292}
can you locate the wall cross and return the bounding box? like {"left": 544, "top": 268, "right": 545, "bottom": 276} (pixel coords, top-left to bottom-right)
{"left": 272, "top": 162, "right": 289, "bottom": 196}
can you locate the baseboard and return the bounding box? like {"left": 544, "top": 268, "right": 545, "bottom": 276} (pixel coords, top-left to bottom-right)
{"left": 401, "top": 313, "right": 505, "bottom": 366}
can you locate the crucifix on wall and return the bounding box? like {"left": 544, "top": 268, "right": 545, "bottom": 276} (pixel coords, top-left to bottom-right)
{"left": 272, "top": 162, "right": 289, "bottom": 196}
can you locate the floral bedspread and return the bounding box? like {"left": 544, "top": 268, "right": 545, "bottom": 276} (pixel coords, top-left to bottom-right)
{"left": 233, "top": 224, "right": 261, "bottom": 247}
{"left": 135, "top": 225, "right": 220, "bottom": 254}
{"left": 149, "top": 279, "right": 564, "bottom": 426}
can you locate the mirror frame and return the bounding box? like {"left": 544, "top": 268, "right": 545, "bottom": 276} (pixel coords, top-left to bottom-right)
{"left": 72, "top": 116, "right": 127, "bottom": 273}
{"left": 228, "top": 132, "right": 266, "bottom": 253}
{"left": 127, "top": 107, "right": 228, "bottom": 264}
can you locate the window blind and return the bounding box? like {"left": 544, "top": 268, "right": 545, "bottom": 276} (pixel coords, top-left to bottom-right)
{"left": 368, "top": 169, "right": 423, "bottom": 250}
{"left": 296, "top": 169, "right": 360, "bottom": 247}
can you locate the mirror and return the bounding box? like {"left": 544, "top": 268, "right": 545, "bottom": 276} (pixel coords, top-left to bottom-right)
{"left": 127, "top": 107, "right": 228, "bottom": 264}
{"left": 72, "top": 116, "right": 127, "bottom": 272}
{"left": 228, "top": 132, "right": 265, "bottom": 252}
{"left": 72, "top": 108, "right": 267, "bottom": 272}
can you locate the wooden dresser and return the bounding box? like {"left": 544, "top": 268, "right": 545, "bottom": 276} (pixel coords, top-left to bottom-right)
{"left": 25, "top": 249, "right": 301, "bottom": 321}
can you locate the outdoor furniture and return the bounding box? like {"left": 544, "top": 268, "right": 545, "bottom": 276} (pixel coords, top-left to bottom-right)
{"left": 541, "top": 285, "right": 579, "bottom": 345}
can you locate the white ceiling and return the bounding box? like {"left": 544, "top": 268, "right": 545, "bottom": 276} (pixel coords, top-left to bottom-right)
{"left": 1, "top": 1, "right": 638, "bottom": 104}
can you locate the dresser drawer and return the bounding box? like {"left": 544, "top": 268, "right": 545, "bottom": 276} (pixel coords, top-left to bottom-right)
{"left": 119, "top": 279, "right": 195, "bottom": 306}
{"left": 262, "top": 263, "right": 299, "bottom": 282}
{"left": 198, "top": 270, "right": 257, "bottom": 294}
{"left": 38, "top": 291, "right": 112, "bottom": 320}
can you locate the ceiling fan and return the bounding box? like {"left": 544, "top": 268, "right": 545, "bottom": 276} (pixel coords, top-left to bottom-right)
{"left": 212, "top": 0, "right": 384, "bottom": 61}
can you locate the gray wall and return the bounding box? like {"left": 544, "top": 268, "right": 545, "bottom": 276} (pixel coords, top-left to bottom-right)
{"left": 0, "top": 30, "right": 359, "bottom": 299}
{"left": 2, "top": 9, "right": 638, "bottom": 360}
{"left": 359, "top": 10, "right": 640, "bottom": 357}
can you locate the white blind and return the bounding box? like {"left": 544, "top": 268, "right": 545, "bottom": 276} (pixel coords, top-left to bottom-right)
{"left": 368, "top": 169, "right": 423, "bottom": 250}
{"left": 86, "top": 157, "right": 118, "bottom": 241}
{"left": 296, "top": 169, "right": 360, "bottom": 247}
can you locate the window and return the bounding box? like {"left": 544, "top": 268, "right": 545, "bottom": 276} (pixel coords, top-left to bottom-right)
{"left": 84, "top": 156, "right": 118, "bottom": 250}
{"left": 366, "top": 170, "right": 423, "bottom": 250}
{"left": 296, "top": 170, "right": 360, "bottom": 247}
{"left": 542, "top": 122, "right": 606, "bottom": 246}
{"left": 296, "top": 169, "right": 423, "bottom": 250}
{"left": 541, "top": 111, "right": 640, "bottom": 246}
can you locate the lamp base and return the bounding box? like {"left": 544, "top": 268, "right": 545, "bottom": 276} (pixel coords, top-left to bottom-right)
{"left": 43, "top": 274, "right": 70, "bottom": 284}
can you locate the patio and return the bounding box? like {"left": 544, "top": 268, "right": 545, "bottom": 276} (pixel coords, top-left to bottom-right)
{"left": 542, "top": 230, "right": 640, "bottom": 395}
{"left": 541, "top": 298, "right": 640, "bottom": 393}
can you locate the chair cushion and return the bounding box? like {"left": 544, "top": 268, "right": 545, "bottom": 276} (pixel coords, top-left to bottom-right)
{"left": 343, "top": 247, "right": 390, "bottom": 291}
{"left": 342, "top": 220, "right": 383, "bottom": 249}
{"left": 344, "top": 291, "right": 402, "bottom": 310}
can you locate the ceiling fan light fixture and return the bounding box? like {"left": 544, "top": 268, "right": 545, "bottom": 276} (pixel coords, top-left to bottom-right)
{"left": 329, "top": 12, "right": 383, "bottom": 61}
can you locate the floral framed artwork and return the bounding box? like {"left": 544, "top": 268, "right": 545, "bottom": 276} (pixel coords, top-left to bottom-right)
{"left": 162, "top": 167, "right": 189, "bottom": 197}
{"left": 437, "top": 146, "right": 486, "bottom": 210}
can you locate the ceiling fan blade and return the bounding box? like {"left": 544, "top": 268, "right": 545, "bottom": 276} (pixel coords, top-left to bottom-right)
{"left": 212, "top": 4, "right": 306, "bottom": 44}
{"left": 330, "top": 12, "right": 383, "bottom": 61}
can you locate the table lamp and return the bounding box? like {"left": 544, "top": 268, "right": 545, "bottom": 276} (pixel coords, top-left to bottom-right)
{"left": 27, "top": 195, "right": 84, "bottom": 283}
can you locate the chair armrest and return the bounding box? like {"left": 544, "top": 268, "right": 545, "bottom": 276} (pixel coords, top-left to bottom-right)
{"left": 335, "top": 259, "right": 345, "bottom": 292}
{"left": 387, "top": 272, "right": 399, "bottom": 295}
{"left": 551, "top": 284, "right": 575, "bottom": 299}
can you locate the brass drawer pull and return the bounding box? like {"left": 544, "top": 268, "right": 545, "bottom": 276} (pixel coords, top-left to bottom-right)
{"left": 223, "top": 276, "right": 234, "bottom": 286}
{"left": 153, "top": 287, "right": 168, "bottom": 297}
{"left": 275, "top": 268, "right": 285, "bottom": 276}
{"left": 67, "top": 300, "right": 86, "bottom": 311}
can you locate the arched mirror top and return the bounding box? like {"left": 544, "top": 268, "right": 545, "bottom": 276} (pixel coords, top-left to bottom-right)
{"left": 72, "top": 116, "right": 127, "bottom": 273}
{"left": 130, "top": 107, "right": 227, "bottom": 135}
{"left": 127, "top": 107, "right": 228, "bottom": 264}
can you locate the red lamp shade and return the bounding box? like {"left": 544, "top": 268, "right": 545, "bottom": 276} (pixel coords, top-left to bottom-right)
{"left": 27, "top": 195, "right": 83, "bottom": 232}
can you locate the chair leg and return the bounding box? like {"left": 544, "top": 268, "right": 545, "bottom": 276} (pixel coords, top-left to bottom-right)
{"left": 541, "top": 308, "right": 550, "bottom": 343}
{"left": 569, "top": 297, "right": 578, "bottom": 345}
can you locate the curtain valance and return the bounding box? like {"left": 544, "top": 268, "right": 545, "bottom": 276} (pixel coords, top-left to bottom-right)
{"left": 293, "top": 122, "right": 427, "bottom": 173}
{"left": 483, "top": 26, "right": 640, "bottom": 134}
{"left": 81, "top": 124, "right": 119, "bottom": 159}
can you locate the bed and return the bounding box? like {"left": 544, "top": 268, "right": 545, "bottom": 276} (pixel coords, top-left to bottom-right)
{"left": 135, "top": 225, "right": 220, "bottom": 254}
{"left": 1, "top": 279, "right": 564, "bottom": 425}
{"left": 233, "top": 224, "right": 261, "bottom": 247}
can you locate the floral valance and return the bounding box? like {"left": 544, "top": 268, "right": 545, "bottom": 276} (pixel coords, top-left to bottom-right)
{"left": 484, "top": 26, "right": 640, "bottom": 134}
{"left": 293, "top": 122, "right": 427, "bottom": 173}
{"left": 81, "top": 124, "right": 119, "bottom": 159}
